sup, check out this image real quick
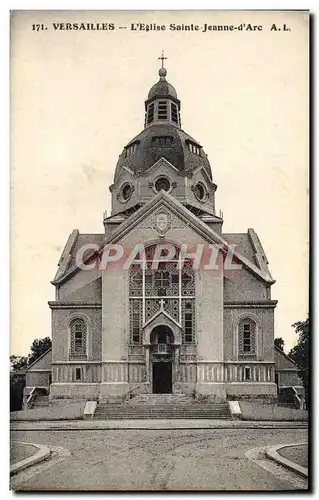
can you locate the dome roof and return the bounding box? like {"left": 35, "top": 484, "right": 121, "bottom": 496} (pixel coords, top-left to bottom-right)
{"left": 148, "top": 79, "right": 178, "bottom": 100}
{"left": 114, "top": 124, "right": 212, "bottom": 181}
{"left": 147, "top": 67, "right": 178, "bottom": 100}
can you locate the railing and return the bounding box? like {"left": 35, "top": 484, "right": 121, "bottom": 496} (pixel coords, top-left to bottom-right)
{"left": 278, "top": 386, "right": 303, "bottom": 409}
{"left": 25, "top": 387, "right": 37, "bottom": 409}
{"left": 152, "top": 343, "right": 171, "bottom": 355}
{"left": 292, "top": 386, "right": 302, "bottom": 409}
{"left": 126, "top": 384, "right": 142, "bottom": 400}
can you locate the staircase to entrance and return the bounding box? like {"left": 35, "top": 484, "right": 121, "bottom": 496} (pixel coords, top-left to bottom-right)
{"left": 94, "top": 394, "right": 232, "bottom": 420}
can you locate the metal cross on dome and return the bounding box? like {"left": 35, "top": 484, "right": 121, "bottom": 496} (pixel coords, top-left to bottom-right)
{"left": 158, "top": 50, "right": 167, "bottom": 68}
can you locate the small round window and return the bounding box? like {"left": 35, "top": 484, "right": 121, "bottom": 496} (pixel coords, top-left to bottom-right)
{"left": 194, "top": 182, "right": 207, "bottom": 202}
{"left": 155, "top": 177, "right": 171, "bottom": 192}
{"left": 120, "top": 183, "right": 132, "bottom": 202}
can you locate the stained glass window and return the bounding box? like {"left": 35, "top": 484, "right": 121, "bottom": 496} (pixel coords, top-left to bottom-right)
{"left": 70, "top": 318, "right": 87, "bottom": 358}
{"left": 238, "top": 319, "right": 256, "bottom": 355}
{"left": 129, "top": 299, "right": 142, "bottom": 344}
{"left": 129, "top": 245, "right": 195, "bottom": 344}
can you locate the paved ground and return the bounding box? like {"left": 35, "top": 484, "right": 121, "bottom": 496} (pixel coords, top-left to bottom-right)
{"left": 10, "top": 428, "right": 308, "bottom": 491}
{"left": 10, "top": 442, "right": 37, "bottom": 466}
{"left": 278, "top": 444, "right": 308, "bottom": 469}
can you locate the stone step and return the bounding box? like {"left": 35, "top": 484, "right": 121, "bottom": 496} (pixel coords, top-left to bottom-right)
{"left": 94, "top": 409, "right": 231, "bottom": 414}
{"left": 94, "top": 415, "right": 231, "bottom": 420}
{"left": 95, "top": 409, "right": 230, "bottom": 411}
{"left": 96, "top": 404, "right": 229, "bottom": 407}
{"left": 94, "top": 403, "right": 232, "bottom": 420}
{"left": 95, "top": 413, "right": 230, "bottom": 417}
{"left": 131, "top": 394, "right": 191, "bottom": 398}
{"left": 125, "top": 406, "right": 228, "bottom": 411}
{"left": 128, "top": 395, "right": 198, "bottom": 405}
{"left": 101, "top": 404, "right": 229, "bottom": 409}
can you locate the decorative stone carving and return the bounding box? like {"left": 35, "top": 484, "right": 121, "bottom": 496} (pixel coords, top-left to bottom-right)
{"left": 156, "top": 213, "right": 169, "bottom": 236}
{"left": 140, "top": 210, "right": 185, "bottom": 235}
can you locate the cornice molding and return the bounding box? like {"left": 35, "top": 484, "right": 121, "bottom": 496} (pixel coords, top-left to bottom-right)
{"left": 48, "top": 301, "right": 102, "bottom": 309}
{"left": 224, "top": 301, "right": 278, "bottom": 309}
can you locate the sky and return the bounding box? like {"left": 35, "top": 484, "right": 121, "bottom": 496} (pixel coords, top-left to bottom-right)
{"left": 10, "top": 10, "right": 309, "bottom": 355}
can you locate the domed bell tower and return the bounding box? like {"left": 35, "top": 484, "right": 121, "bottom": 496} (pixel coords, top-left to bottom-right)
{"left": 144, "top": 52, "right": 181, "bottom": 129}
{"left": 106, "top": 54, "right": 222, "bottom": 234}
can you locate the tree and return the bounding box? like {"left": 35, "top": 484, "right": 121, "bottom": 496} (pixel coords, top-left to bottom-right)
{"left": 28, "top": 336, "right": 52, "bottom": 366}
{"left": 10, "top": 355, "right": 29, "bottom": 371}
{"left": 274, "top": 337, "right": 285, "bottom": 351}
{"left": 10, "top": 356, "right": 28, "bottom": 412}
{"left": 289, "top": 316, "right": 309, "bottom": 402}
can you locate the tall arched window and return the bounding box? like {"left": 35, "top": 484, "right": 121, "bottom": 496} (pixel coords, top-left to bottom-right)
{"left": 69, "top": 318, "right": 87, "bottom": 359}
{"left": 129, "top": 245, "right": 195, "bottom": 344}
{"left": 238, "top": 318, "right": 256, "bottom": 356}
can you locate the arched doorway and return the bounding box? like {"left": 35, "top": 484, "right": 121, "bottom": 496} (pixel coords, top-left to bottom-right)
{"left": 150, "top": 325, "right": 173, "bottom": 394}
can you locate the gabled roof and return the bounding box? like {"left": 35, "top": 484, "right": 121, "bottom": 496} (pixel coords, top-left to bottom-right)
{"left": 274, "top": 345, "right": 302, "bottom": 371}
{"left": 223, "top": 233, "right": 255, "bottom": 262}
{"left": 26, "top": 348, "right": 52, "bottom": 371}
{"left": 53, "top": 190, "right": 275, "bottom": 286}
{"left": 105, "top": 190, "right": 274, "bottom": 284}
{"left": 223, "top": 229, "right": 273, "bottom": 280}
{"left": 143, "top": 309, "right": 181, "bottom": 330}
{"left": 53, "top": 232, "right": 104, "bottom": 283}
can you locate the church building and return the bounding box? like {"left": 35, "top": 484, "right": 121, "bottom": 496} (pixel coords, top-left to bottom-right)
{"left": 25, "top": 58, "right": 304, "bottom": 405}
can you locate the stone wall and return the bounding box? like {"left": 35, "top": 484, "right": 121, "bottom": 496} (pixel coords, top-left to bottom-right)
{"left": 224, "top": 268, "right": 268, "bottom": 301}
{"left": 52, "top": 363, "right": 101, "bottom": 383}
{"left": 26, "top": 371, "right": 50, "bottom": 387}
{"left": 51, "top": 306, "right": 102, "bottom": 363}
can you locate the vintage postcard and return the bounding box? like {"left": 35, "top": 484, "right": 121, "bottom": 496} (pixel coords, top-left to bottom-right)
{"left": 10, "top": 10, "right": 309, "bottom": 491}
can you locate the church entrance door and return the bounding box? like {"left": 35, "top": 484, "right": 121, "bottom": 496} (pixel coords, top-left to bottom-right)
{"left": 152, "top": 362, "right": 172, "bottom": 393}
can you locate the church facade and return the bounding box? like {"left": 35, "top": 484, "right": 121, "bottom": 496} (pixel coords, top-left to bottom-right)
{"left": 42, "top": 62, "right": 301, "bottom": 403}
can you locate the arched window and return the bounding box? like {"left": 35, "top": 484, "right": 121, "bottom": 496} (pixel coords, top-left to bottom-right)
{"left": 238, "top": 318, "right": 256, "bottom": 356}
{"left": 70, "top": 318, "right": 87, "bottom": 359}
{"left": 129, "top": 245, "right": 195, "bottom": 344}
